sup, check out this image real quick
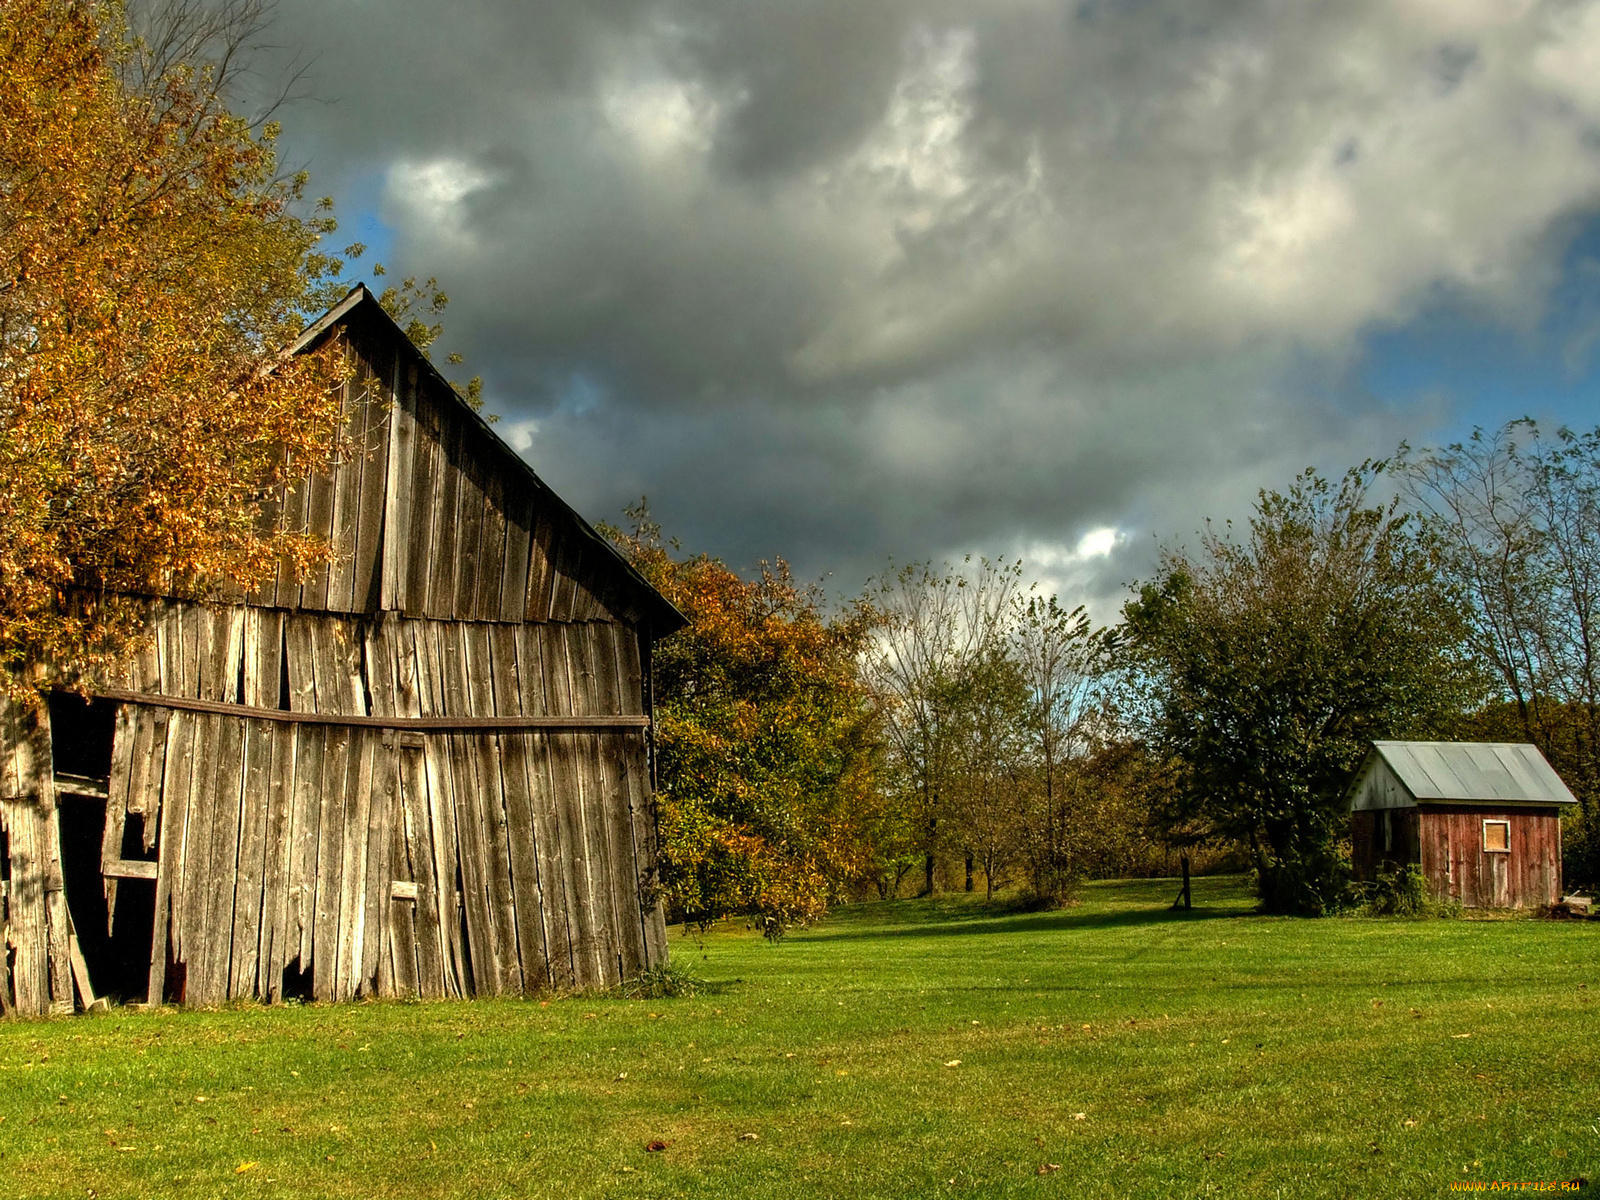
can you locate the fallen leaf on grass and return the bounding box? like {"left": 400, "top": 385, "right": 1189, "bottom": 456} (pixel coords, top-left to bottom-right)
{"left": 235, "top": 1162, "right": 258, "bottom": 1175}
{"left": 1452, "top": 1033, "right": 1472, "bottom": 1039}
{"left": 1073, "top": 1113, "right": 1086, "bottom": 1121}
{"left": 944, "top": 1060, "right": 961, "bottom": 1068}
{"left": 739, "top": 1133, "right": 760, "bottom": 1141}
{"left": 646, "top": 1140, "right": 670, "bottom": 1152}
{"left": 1037, "top": 1164, "right": 1061, "bottom": 1175}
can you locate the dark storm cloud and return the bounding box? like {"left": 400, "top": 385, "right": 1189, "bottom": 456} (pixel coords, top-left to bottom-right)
{"left": 261, "top": 0, "right": 1600, "bottom": 610}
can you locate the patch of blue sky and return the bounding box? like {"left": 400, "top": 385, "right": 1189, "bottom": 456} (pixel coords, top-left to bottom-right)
{"left": 1359, "top": 215, "right": 1600, "bottom": 441}
{"left": 326, "top": 172, "right": 396, "bottom": 283}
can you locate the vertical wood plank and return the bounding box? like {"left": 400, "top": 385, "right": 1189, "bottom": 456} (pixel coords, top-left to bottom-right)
{"left": 403, "top": 374, "right": 440, "bottom": 619}
{"left": 197, "top": 713, "right": 246, "bottom": 1004}
{"left": 476, "top": 471, "right": 507, "bottom": 623}
{"left": 428, "top": 413, "right": 463, "bottom": 619}
{"left": 354, "top": 343, "right": 394, "bottom": 613}
{"left": 538, "top": 623, "right": 601, "bottom": 988}
{"left": 326, "top": 343, "right": 368, "bottom": 613}
{"left": 418, "top": 622, "right": 466, "bottom": 995}
{"left": 310, "top": 721, "right": 350, "bottom": 1001}
{"left": 453, "top": 455, "right": 486, "bottom": 622}
{"left": 499, "top": 492, "right": 533, "bottom": 623}
{"left": 592, "top": 626, "right": 644, "bottom": 980}
{"left": 381, "top": 356, "right": 415, "bottom": 612}
{"left": 360, "top": 735, "right": 397, "bottom": 996}
{"left": 284, "top": 618, "right": 322, "bottom": 978}
{"left": 524, "top": 508, "right": 555, "bottom": 623}
{"left": 301, "top": 350, "right": 344, "bottom": 612}
{"left": 274, "top": 463, "right": 311, "bottom": 610}
{"left": 490, "top": 625, "right": 550, "bottom": 991}
{"left": 335, "top": 729, "right": 375, "bottom": 1001}
{"left": 442, "top": 626, "right": 496, "bottom": 995}
{"left": 465, "top": 625, "right": 520, "bottom": 993}
{"left": 517, "top": 625, "right": 576, "bottom": 988}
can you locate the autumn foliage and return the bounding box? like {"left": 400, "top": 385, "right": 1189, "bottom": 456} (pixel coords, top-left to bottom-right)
{"left": 0, "top": 0, "right": 345, "bottom": 689}
{"left": 605, "top": 510, "right": 882, "bottom": 937}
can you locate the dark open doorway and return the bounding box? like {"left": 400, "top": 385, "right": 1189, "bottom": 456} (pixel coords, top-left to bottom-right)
{"left": 49, "top": 695, "right": 157, "bottom": 1005}
{"left": 56, "top": 794, "right": 156, "bottom": 1004}
{"left": 47, "top": 692, "right": 116, "bottom": 783}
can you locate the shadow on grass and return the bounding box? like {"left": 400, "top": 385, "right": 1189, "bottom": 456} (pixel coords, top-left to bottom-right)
{"left": 807, "top": 877, "right": 1265, "bottom": 943}
{"left": 809, "top": 904, "right": 1260, "bottom": 943}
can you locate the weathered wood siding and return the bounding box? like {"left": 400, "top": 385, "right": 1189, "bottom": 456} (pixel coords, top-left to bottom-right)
{"left": 255, "top": 311, "right": 644, "bottom": 626}
{"left": 1416, "top": 805, "right": 1564, "bottom": 909}
{"left": 87, "top": 600, "right": 663, "bottom": 1006}
{"left": 0, "top": 698, "right": 73, "bottom": 1014}
{"left": 1350, "top": 808, "right": 1419, "bottom": 882}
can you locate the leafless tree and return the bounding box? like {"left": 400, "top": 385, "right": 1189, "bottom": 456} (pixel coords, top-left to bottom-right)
{"left": 1011, "top": 595, "right": 1104, "bottom": 900}
{"left": 863, "top": 558, "right": 1020, "bottom": 896}
{"left": 1403, "top": 420, "right": 1600, "bottom": 876}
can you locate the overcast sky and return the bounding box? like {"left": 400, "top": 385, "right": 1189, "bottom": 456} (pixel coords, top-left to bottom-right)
{"left": 259, "top": 0, "right": 1600, "bottom": 618}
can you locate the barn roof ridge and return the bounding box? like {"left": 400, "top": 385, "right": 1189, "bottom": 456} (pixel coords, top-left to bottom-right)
{"left": 1350, "top": 740, "right": 1578, "bottom": 808}
{"left": 291, "top": 284, "right": 687, "bottom": 635}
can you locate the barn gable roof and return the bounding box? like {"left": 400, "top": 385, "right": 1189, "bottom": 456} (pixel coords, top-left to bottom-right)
{"left": 1348, "top": 741, "right": 1578, "bottom": 810}
{"left": 288, "top": 285, "right": 686, "bottom": 635}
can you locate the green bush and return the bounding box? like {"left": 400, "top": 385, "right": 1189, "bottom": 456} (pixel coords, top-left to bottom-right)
{"left": 1358, "top": 863, "right": 1459, "bottom": 918}
{"left": 620, "top": 959, "right": 704, "bottom": 1000}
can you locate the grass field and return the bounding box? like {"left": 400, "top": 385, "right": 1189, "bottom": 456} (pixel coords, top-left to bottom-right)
{"left": 1, "top": 875, "right": 1595, "bottom": 1199}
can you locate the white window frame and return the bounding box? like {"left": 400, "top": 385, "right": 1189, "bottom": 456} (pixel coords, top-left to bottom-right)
{"left": 1482, "top": 819, "right": 1511, "bottom": 854}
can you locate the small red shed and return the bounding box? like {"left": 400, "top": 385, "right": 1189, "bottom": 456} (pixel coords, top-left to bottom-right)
{"left": 1348, "top": 741, "right": 1577, "bottom": 909}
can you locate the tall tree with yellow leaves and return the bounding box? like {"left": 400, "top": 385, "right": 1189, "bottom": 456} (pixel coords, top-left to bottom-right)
{"left": 0, "top": 0, "right": 347, "bottom": 692}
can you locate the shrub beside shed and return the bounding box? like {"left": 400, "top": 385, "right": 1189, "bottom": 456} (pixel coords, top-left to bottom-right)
{"left": 1348, "top": 741, "right": 1576, "bottom": 909}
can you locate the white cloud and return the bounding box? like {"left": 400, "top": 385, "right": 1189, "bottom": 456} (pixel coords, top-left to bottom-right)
{"left": 383, "top": 158, "right": 492, "bottom": 250}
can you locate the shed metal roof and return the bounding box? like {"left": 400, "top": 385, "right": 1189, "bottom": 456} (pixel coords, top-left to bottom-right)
{"left": 1362, "top": 741, "right": 1578, "bottom": 806}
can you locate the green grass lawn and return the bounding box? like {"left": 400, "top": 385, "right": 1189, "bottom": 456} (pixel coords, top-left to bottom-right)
{"left": 2, "top": 876, "right": 1596, "bottom": 1199}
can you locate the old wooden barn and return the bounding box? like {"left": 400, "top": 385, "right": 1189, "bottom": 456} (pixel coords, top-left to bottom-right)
{"left": 1348, "top": 741, "right": 1577, "bottom": 909}
{"left": 0, "top": 284, "right": 685, "bottom": 1016}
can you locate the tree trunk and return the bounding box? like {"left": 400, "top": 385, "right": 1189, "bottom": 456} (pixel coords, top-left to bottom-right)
{"left": 964, "top": 852, "right": 974, "bottom": 893}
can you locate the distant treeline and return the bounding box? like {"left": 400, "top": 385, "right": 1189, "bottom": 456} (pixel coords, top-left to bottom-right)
{"left": 607, "top": 420, "right": 1600, "bottom": 929}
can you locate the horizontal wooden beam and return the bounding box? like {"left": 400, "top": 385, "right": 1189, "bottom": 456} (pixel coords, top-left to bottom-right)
{"left": 102, "top": 860, "right": 159, "bottom": 881}
{"left": 55, "top": 773, "right": 109, "bottom": 800}
{"left": 93, "top": 690, "right": 649, "bottom": 731}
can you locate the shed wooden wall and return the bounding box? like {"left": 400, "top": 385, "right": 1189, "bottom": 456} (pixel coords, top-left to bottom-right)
{"left": 254, "top": 309, "right": 647, "bottom": 627}
{"left": 1416, "top": 805, "right": 1563, "bottom": 909}
{"left": 90, "top": 599, "right": 665, "bottom": 1008}
{"left": 1349, "top": 808, "right": 1419, "bottom": 881}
